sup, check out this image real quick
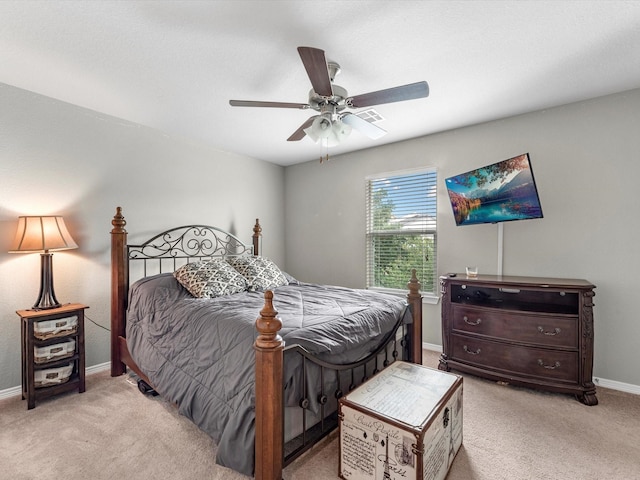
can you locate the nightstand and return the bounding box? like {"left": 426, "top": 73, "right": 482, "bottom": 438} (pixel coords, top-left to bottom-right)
{"left": 16, "top": 303, "right": 87, "bottom": 409}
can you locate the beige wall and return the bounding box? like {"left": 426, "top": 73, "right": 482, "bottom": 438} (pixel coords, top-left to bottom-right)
{"left": 0, "top": 83, "right": 285, "bottom": 391}
{"left": 284, "top": 88, "right": 640, "bottom": 388}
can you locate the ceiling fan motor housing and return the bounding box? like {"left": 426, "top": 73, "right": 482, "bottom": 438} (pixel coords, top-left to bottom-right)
{"left": 308, "top": 84, "right": 348, "bottom": 112}
{"left": 327, "top": 61, "right": 341, "bottom": 81}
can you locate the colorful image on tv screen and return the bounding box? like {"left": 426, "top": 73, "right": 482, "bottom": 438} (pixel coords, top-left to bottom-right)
{"left": 445, "top": 153, "right": 543, "bottom": 226}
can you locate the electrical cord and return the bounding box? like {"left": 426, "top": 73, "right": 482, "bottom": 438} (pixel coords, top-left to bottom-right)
{"left": 86, "top": 314, "right": 110, "bottom": 332}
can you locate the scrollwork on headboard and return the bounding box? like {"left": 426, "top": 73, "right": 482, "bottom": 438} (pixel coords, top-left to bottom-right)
{"left": 126, "top": 223, "right": 257, "bottom": 280}
{"left": 128, "top": 225, "right": 252, "bottom": 260}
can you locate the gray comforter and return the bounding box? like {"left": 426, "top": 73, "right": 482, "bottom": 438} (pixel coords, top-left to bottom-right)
{"left": 125, "top": 273, "right": 410, "bottom": 475}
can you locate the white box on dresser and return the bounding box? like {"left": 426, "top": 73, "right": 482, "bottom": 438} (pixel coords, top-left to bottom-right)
{"left": 338, "top": 361, "right": 463, "bottom": 480}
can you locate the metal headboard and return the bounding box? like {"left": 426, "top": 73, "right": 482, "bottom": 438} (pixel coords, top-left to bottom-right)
{"left": 127, "top": 225, "right": 254, "bottom": 279}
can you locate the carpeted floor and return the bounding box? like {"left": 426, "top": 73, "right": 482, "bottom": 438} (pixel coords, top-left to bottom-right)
{"left": 1, "top": 350, "right": 639, "bottom": 479}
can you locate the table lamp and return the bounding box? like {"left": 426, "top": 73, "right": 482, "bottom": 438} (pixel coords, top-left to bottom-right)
{"left": 9, "top": 216, "right": 78, "bottom": 310}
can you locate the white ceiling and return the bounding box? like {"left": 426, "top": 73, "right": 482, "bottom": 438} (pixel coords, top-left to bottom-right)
{"left": 2, "top": 1, "right": 640, "bottom": 166}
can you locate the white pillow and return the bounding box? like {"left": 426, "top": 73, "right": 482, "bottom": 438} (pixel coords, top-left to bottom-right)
{"left": 173, "top": 259, "right": 248, "bottom": 298}
{"left": 226, "top": 255, "right": 288, "bottom": 292}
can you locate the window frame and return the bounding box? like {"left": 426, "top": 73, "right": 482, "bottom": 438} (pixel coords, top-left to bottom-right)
{"left": 365, "top": 166, "right": 438, "bottom": 302}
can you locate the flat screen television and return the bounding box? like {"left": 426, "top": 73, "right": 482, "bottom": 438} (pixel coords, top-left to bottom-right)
{"left": 445, "top": 153, "right": 543, "bottom": 226}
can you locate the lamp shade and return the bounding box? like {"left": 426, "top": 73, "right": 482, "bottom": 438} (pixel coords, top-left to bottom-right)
{"left": 9, "top": 216, "right": 78, "bottom": 310}
{"left": 9, "top": 216, "right": 78, "bottom": 253}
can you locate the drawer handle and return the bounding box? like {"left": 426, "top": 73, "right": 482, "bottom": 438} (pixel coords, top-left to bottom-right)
{"left": 537, "top": 326, "right": 561, "bottom": 336}
{"left": 463, "top": 345, "right": 481, "bottom": 355}
{"left": 463, "top": 315, "right": 482, "bottom": 326}
{"left": 537, "top": 359, "right": 561, "bottom": 370}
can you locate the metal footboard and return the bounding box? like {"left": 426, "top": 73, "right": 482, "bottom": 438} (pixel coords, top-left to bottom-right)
{"left": 282, "top": 311, "right": 411, "bottom": 466}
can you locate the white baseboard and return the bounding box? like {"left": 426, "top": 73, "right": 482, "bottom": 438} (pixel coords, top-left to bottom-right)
{"left": 422, "top": 342, "right": 640, "bottom": 396}
{"left": 423, "top": 342, "right": 443, "bottom": 353}
{"left": 86, "top": 361, "right": 111, "bottom": 375}
{"left": 0, "top": 385, "right": 21, "bottom": 401}
{"left": 0, "top": 362, "right": 111, "bottom": 401}
{"left": 593, "top": 376, "right": 640, "bottom": 395}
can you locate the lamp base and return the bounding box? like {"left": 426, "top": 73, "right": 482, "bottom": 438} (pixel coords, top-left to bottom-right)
{"left": 32, "top": 253, "right": 61, "bottom": 310}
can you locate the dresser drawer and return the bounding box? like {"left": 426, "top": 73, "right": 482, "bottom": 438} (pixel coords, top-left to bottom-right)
{"left": 451, "top": 305, "right": 578, "bottom": 348}
{"left": 450, "top": 334, "right": 579, "bottom": 383}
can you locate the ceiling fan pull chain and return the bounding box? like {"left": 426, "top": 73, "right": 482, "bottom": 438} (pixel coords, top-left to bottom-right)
{"left": 319, "top": 139, "right": 330, "bottom": 163}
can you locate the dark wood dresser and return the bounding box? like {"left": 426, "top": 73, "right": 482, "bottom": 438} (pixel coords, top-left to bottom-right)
{"left": 439, "top": 274, "right": 597, "bottom": 405}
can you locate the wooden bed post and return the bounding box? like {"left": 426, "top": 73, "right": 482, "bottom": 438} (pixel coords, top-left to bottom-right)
{"left": 253, "top": 219, "right": 262, "bottom": 256}
{"left": 111, "top": 207, "right": 128, "bottom": 377}
{"left": 407, "top": 269, "right": 423, "bottom": 365}
{"left": 254, "top": 290, "right": 284, "bottom": 480}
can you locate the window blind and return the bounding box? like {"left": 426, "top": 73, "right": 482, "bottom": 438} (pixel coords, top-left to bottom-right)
{"left": 366, "top": 168, "right": 437, "bottom": 294}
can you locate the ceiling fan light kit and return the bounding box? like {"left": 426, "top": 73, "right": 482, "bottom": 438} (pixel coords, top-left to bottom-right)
{"left": 304, "top": 114, "right": 332, "bottom": 140}
{"left": 304, "top": 114, "right": 352, "bottom": 147}
{"left": 229, "top": 46, "right": 429, "bottom": 149}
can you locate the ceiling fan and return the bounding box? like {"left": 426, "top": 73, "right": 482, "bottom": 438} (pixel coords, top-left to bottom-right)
{"left": 229, "top": 46, "right": 429, "bottom": 147}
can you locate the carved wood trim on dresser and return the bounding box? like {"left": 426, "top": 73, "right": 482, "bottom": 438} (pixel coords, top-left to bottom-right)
{"left": 438, "top": 274, "right": 597, "bottom": 405}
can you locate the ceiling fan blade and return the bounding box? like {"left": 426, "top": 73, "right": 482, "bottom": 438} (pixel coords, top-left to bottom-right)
{"left": 229, "top": 100, "right": 310, "bottom": 109}
{"left": 347, "top": 81, "right": 429, "bottom": 108}
{"left": 287, "top": 116, "right": 317, "bottom": 141}
{"left": 341, "top": 113, "right": 387, "bottom": 140}
{"left": 297, "top": 47, "right": 333, "bottom": 97}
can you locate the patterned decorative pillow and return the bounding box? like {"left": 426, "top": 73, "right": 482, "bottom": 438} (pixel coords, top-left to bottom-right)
{"left": 173, "top": 259, "right": 248, "bottom": 298}
{"left": 226, "top": 255, "right": 288, "bottom": 292}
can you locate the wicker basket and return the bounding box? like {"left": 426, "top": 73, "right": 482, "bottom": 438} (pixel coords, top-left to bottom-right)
{"left": 34, "top": 315, "right": 78, "bottom": 340}
{"left": 34, "top": 339, "right": 76, "bottom": 364}
{"left": 34, "top": 363, "right": 74, "bottom": 388}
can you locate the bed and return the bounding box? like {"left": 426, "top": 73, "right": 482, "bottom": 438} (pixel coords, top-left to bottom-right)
{"left": 109, "top": 207, "right": 423, "bottom": 480}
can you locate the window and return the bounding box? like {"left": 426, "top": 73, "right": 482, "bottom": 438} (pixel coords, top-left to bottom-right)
{"left": 366, "top": 167, "right": 437, "bottom": 296}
